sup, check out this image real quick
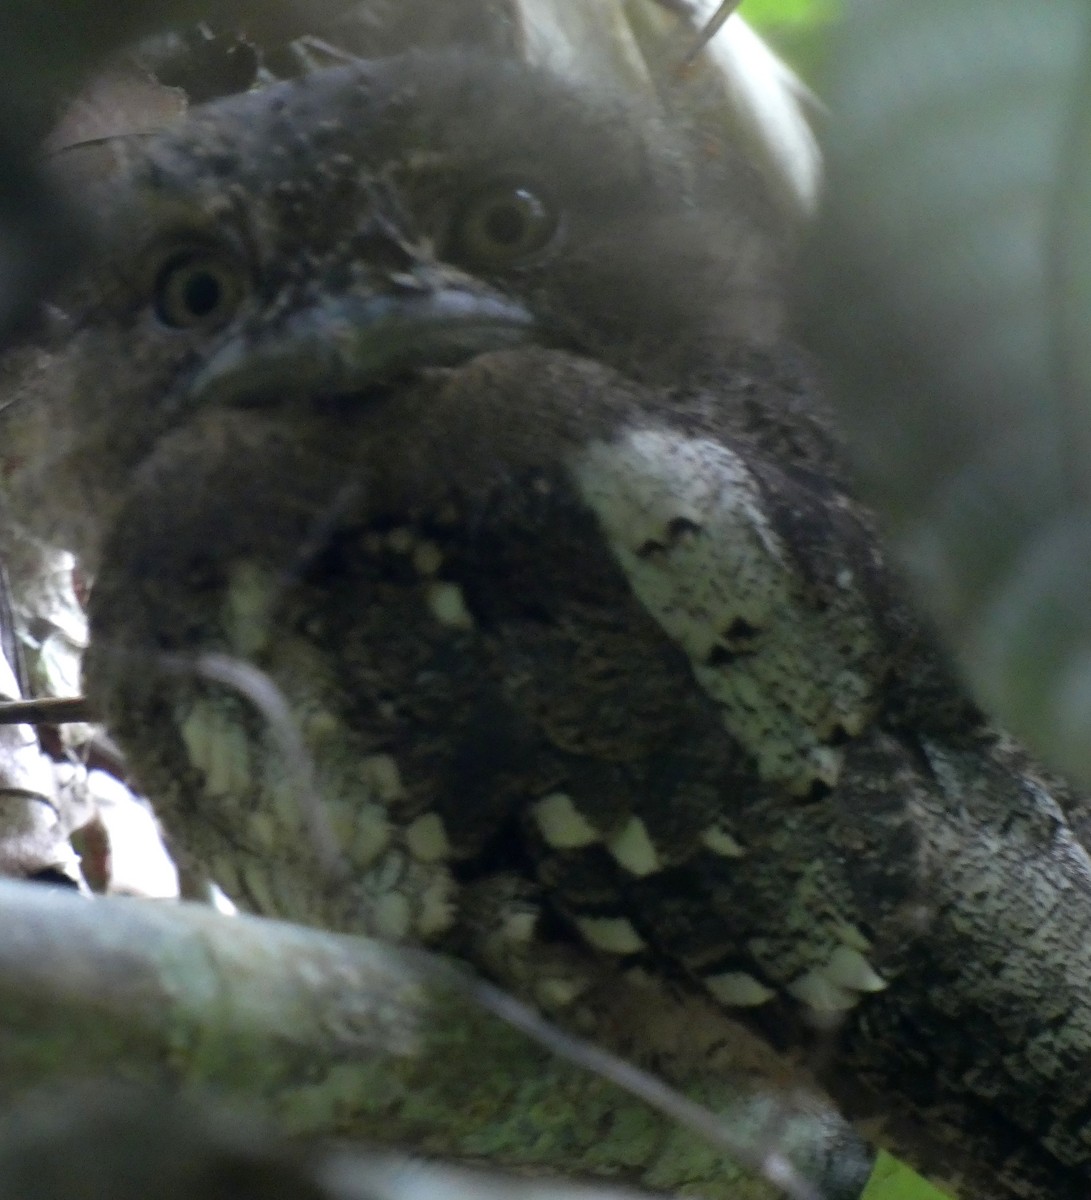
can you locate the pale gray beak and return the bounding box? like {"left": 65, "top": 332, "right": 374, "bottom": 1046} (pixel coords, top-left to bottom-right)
{"left": 188, "top": 282, "right": 534, "bottom": 409}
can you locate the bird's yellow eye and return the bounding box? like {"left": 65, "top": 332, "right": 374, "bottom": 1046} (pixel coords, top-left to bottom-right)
{"left": 153, "top": 251, "right": 246, "bottom": 329}
{"left": 453, "top": 182, "right": 558, "bottom": 268}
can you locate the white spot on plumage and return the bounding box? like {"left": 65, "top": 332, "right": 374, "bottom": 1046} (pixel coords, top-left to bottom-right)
{"left": 427, "top": 581, "right": 475, "bottom": 629}
{"left": 704, "top": 971, "right": 776, "bottom": 1007}
{"left": 836, "top": 925, "right": 872, "bottom": 953}
{"left": 571, "top": 426, "right": 881, "bottom": 792}
{"left": 825, "top": 945, "right": 887, "bottom": 992}
{"left": 501, "top": 910, "right": 538, "bottom": 945}
{"left": 699, "top": 824, "right": 746, "bottom": 857}
{"left": 224, "top": 560, "right": 275, "bottom": 658}
{"left": 414, "top": 874, "right": 455, "bottom": 937}
{"left": 573, "top": 427, "right": 778, "bottom": 657}
{"left": 360, "top": 753, "right": 403, "bottom": 800}
{"left": 305, "top": 709, "right": 340, "bottom": 740}
{"left": 374, "top": 890, "right": 412, "bottom": 940}
{"left": 606, "top": 815, "right": 661, "bottom": 875}
{"left": 808, "top": 745, "right": 844, "bottom": 789}
{"left": 405, "top": 812, "right": 451, "bottom": 862}
{"left": 535, "top": 976, "right": 589, "bottom": 1009}
{"left": 532, "top": 792, "right": 601, "bottom": 848}
{"left": 207, "top": 854, "right": 241, "bottom": 903}
{"left": 207, "top": 881, "right": 238, "bottom": 915}
{"left": 787, "top": 968, "right": 858, "bottom": 1013}
{"left": 180, "top": 700, "right": 252, "bottom": 798}
{"left": 351, "top": 803, "right": 393, "bottom": 865}
{"left": 575, "top": 915, "right": 647, "bottom": 954}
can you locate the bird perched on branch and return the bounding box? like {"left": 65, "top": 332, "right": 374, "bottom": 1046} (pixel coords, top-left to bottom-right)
{"left": 8, "top": 47, "right": 1091, "bottom": 1200}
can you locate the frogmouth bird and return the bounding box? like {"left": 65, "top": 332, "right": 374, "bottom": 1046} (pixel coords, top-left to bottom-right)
{"left": 9, "top": 48, "right": 1091, "bottom": 1197}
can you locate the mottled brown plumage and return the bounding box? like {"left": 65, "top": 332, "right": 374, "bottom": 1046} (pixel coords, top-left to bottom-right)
{"left": 8, "top": 47, "right": 1091, "bottom": 1200}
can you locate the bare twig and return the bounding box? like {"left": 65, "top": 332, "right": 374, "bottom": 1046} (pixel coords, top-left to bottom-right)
{"left": 0, "top": 696, "right": 92, "bottom": 725}
{"left": 680, "top": 1, "right": 743, "bottom": 67}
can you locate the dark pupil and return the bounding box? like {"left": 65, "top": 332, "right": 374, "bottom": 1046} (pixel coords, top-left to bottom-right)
{"left": 484, "top": 203, "right": 529, "bottom": 246}
{"left": 181, "top": 270, "right": 223, "bottom": 317}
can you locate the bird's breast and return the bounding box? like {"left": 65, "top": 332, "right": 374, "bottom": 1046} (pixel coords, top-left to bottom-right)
{"left": 84, "top": 346, "right": 898, "bottom": 1020}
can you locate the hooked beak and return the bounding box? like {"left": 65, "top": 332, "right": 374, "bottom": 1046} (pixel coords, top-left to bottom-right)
{"left": 187, "top": 278, "right": 535, "bottom": 408}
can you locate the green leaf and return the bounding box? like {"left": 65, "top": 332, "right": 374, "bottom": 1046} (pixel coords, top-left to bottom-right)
{"left": 740, "top": 0, "right": 837, "bottom": 31}
{"left": 861, "top": 1151, "right": 953, "bottom": 1200}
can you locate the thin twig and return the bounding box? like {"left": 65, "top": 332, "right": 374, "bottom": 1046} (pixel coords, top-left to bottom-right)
{"left": 413, "top": 952, "right": 823, "bottom": 1200}
{"left": 679, "top": 0, "right": 743, "bottom": 69}
{"left": 170, "top": 651, "right": 351, "bottom": 885}
{"left": 0, "top": 696, "right": 93, "bottom": 725}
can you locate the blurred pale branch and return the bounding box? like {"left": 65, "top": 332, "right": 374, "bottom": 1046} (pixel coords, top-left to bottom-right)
{"left": 0, "top": 879, "right": 862, "bottom": 1199}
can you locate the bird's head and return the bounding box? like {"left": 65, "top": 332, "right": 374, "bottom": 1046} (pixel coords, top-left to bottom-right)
{"left": 1, "top": 50, "right": 783, "bottom": 561}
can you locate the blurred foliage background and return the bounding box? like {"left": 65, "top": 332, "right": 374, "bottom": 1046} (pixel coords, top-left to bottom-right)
{"left": 740, "top": 0, "right": 837, "bottom": 79}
